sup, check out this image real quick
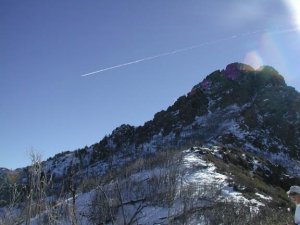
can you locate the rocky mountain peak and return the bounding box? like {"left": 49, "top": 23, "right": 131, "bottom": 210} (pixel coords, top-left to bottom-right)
{"left": 196, "top": 63, "right": 286, "bottom": 93}
{"left": 2, "top": 63, "right": 300, "bottom": 224}
{"left": 223, "top": 62, "right": 255, "bottom": 80}
{"left": 95, "top": 63, "right": 298, "bottom": 165}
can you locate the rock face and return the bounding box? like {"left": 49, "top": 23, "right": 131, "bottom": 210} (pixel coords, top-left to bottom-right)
{"left": 195, "top": 63, "right": 299, "bottom": 159}
{"left": 2, "top": 63, "right": 300, "bottom": 224}
{"left": 58, "top": 63, "right": 296, "bottom": 184}
{"left": 89, "top": 62, "right": 300, "bottom": 174}
{"left": 7, "top": 63, "right": 300, "bottom": 184}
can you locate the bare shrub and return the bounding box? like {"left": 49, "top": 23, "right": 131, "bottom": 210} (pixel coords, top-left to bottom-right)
{"left": 0, "top": 151, "right": 63, "bottom": 224}
{"left": 87, "top": 185, "right": 118, "bottom": 225}
{"left": 146, "top": 166, "right": 178, "bottom": 207}
{"left": 87, "top": 178, "right": 148, "bottom": 225}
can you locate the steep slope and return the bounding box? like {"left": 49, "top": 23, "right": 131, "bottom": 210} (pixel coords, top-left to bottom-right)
{"left": 12, "top": 62, "right": 298, "bottom": 186}
{"left": 45, "top": 146, "right": 296, "bottom": 224}
{"left": 1, "top": 146, "right": 295, "bottom": 225}
{"left": 1, "top": 63, "right": 300, "bottom": 224}
{"left": 86, "top": 63, "right": 300, "bottom": 176}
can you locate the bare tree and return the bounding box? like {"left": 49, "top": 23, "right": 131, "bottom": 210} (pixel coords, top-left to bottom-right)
{"left": 21, "top": 151, "right": 58, "bottom": 224}
{"left": 87, "top": 183, "right": 117, "bottom": 225}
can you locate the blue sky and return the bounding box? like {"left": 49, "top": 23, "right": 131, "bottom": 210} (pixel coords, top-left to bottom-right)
{"left": 1, "top": 0, "right": 300, "bottom": 169}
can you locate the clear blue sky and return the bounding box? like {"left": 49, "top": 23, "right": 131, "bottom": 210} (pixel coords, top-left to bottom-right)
{"left": 1, "top": 0, "right": 300, "bottom": 169}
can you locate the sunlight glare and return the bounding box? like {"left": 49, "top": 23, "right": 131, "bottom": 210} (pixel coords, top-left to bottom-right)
{"left": 284, "top": 0, "right": 300, "bottom": 27}
{"left": 244, "top": 51, "right": 263, "bottom": 69}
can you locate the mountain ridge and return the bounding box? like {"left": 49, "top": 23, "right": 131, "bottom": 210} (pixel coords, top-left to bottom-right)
{"left": 22, "top": 62, "right": 298, "bottom": 190}
{"left": 89, "top": 62, "right": 299, "bottom": 162}
{"left": 3, "top": 62, "right": 300, "bottom": 176}
{"left": 1, "top": 62, "right": 300, "bottom": 224}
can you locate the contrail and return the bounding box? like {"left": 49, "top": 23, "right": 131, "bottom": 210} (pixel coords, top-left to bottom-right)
{"left": 81, "top": 26, "right": 300, "bottom": 77}
{"left": 268, "top": 26, "right": 300, "bottom": 35}
{"left": 80, "top": 36, "right": 237, "bottom": 77}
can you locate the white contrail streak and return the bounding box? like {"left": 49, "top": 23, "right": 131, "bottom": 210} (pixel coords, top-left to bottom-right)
{"left": 81, "top": 26, "right": 300, "bottom": 77}
{"left": 80, "top": 36, "right": 237, "bottom": 77}
{"left": 269, "top": 26, "right": 300, "bottom": 35}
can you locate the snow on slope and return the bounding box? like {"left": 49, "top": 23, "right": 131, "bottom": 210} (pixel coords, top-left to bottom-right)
{"left": 34, "top": 147, "right": 267, "bottom": 225}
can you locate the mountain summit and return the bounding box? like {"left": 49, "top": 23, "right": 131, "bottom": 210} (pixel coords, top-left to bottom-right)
{"left": 89, "top": 62, "right": 300, "bottom": 172}
{"left": 1, "top": 63, "right": 300, "bottom": 224}
{"left": 27, "top": 62, "right": 299, "bottom": 182}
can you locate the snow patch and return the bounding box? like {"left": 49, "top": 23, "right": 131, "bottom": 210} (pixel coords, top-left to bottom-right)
{"left": 255, "top": 193, "right": 272, "bottom": 201}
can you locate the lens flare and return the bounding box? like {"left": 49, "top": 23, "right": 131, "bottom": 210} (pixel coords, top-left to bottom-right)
{"left": 244, "top": 51, "right": 263, "bottom": 69}
{"left": 243, "top": 30, "right": 290, "bottom": 75}
{"left": 260, "top": 32, "right": 288, "bottom": 72}
{"left": 284, "top": 0, "right": 300, "bottom": 27}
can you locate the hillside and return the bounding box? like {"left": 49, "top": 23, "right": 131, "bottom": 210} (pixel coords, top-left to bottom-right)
{"left": 1, "top": 63, "right": 300, "bottom": 224}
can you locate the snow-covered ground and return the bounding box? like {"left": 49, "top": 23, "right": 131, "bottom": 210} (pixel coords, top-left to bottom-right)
{"left": 42, "top": 148, "right": 267, "bottom": 224}
{"left": 1, "top": 147, "right": 274, "bottom": 225}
